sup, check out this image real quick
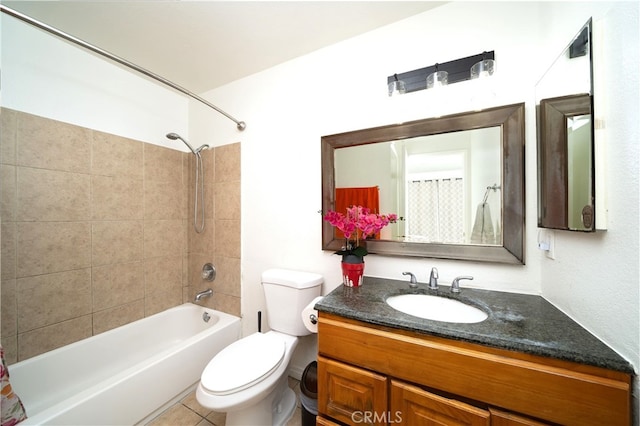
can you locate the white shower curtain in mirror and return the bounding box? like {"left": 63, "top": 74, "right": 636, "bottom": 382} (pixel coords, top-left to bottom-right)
{"left": 407, "top": 178, "right": 464, "bottom": 243}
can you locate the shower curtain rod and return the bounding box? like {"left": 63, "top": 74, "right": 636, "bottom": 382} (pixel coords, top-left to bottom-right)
{"left": 0, "top": 4, "right": 246, "bottom": 131}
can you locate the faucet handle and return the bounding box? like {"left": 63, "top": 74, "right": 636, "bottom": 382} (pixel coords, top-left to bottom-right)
{"left": 451, "top": 276, "right": 473, "bottom": 293}
{"left": 429, "top": 267, "right": 439, "bottom": 290}
{"left": 402, "top": 271, "right": 418, "bottom": 288}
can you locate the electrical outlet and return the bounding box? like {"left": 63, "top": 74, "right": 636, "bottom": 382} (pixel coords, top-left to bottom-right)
{"left": 537, "top": 229, "right": 555, "bottom": 260}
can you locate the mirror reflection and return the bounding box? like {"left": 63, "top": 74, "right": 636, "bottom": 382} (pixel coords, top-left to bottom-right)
{"left": 567, "top": 114, "right": 593, "bottom": 229}
{"left": 536, "top": 19, "right": 595, "bottom": 231}
{"left": 334, "top": 127, "right": 502, "bottom": 245}
{"left": 322, "top": 103, "right": 525, "bottom": 264}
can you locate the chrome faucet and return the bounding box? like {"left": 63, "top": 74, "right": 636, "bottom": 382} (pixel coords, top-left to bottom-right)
{"left": 428, "top": 267, "right": 439, "bottom": 290}
{"left": 194, "top": 288, "right": 213, "bottom": 302}
{"left": 402, "top": 272, "right": 418, "bottom": 288}
{"left": 451, "top": 276, "right": 473, "bottom": 293}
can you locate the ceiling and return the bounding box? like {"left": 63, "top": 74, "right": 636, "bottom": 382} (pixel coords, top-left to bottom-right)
{"left": 3, "top": 1, "right": 445, "bottom": 93}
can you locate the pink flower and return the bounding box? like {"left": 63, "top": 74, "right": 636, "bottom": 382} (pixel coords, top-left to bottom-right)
{"left": 323, "top": 205, "right": 398, "bottom": 257}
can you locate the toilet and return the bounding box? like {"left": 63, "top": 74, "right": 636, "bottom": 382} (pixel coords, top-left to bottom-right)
{"left": 196, "top": 268, "right": 323, "bottom": 426}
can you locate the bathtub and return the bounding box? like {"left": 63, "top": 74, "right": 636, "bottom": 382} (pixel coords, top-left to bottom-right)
{"left": 8, "top": 303, "right": 241, "bottom": 425}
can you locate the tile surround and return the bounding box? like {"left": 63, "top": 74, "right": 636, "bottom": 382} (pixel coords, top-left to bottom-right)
{"left": 92, "top": 131, "right": 143, "bottom": 179}
{"left": 1, "top": 223, "right": 16, "bottom": 280}
{"left": 92, "top": 174, "right": 144, "bottom": 220}
{"left": 144, "top": 178, "right": 184, "bottom": 220}
{"left": 17, "top": 112, "right": 92, "bottom": 173}
{"left": 16, "top": 167, "right": 91, "bottom": 221}
{"left": 92, "top": 262, "right": 145, "bottom": 311}
{"left": 16, "top": 268, "right": 92, "bottom": 332}
{"left": 0, "top": 108, "right": 18, "bottom": 165}
{"left": 92, "top": 301, "right": 144, "bottom": 335}
{"left": 0, "top": 165, "right": 16, "bottom": 222}
{"left": 16, "top": 221, "right": 92, "bottom": 276}
{"left": 17, "top": 315, "right": 93, "bottom": 361}
{"left": 0, "top": 108, "right": 241, "bottom": 363}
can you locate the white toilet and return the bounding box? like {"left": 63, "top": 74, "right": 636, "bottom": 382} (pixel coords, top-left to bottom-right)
{"left": 196, "top": 269, "right": 323, "bottom": 426}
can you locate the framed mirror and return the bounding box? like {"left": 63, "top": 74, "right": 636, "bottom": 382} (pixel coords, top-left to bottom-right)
{"left": 322, "top": 103, "right": 525, "bottom": 264}
{"left": 536, "top": 19, "right": 595, "bottom": 231}
{"left": 538, "top": 94, "right": 593, "bottom": 230}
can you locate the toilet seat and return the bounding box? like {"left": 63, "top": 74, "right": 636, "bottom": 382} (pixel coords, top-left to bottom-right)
{"left": 200, "top": 332, "right": 285, "bottom": 396}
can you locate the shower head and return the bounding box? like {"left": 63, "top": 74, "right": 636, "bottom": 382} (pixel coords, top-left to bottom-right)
{"left": 165, "top": 132, "right": 197, "bottom": 154}
{"left": 194, "top": 145, "right": 210, "bottom": 154}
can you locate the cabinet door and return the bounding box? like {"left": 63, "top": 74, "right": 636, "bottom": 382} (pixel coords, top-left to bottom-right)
{"left": 489, "top": 408, "right": 551, "bottom": 426}
{"left": 390, "top": 380, "right": 490, "bottom": 426}
{"left": 318, "top": 356, "right": 388, "bottom": 425}
{"left": 316, "top": 416, "right": 342, "bottom": 426}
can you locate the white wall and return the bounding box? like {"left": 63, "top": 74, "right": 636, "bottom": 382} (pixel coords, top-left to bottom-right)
{"left": 192, "top": 1, "right": 639, "bottom": 388}
{"left": 1, "top": 13, "right": 190, "bottom": 150}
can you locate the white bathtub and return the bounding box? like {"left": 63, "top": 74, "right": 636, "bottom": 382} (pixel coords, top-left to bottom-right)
{"left": 9, "top": 303, "right": 241, "bottom": 425}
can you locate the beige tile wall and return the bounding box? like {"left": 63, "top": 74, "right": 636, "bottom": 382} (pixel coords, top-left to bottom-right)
{"left": 0, "top": 108, "right": 241, "bottom": 363}
{"left": 184, "top": 142, "right": 242, "bottom": 317}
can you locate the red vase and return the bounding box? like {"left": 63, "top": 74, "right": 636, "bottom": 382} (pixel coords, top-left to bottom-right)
{"left": 341, "top": 261, "right": 364, "bottom": 287}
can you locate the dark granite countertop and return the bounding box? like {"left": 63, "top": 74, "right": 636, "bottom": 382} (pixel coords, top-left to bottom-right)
{"left": 315, "top": 276, "right": 634, "bottom": 374}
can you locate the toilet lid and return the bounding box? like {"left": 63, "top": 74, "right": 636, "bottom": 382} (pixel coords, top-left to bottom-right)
{"left": 200, "top": 332, "right": 286, "bottom": 395}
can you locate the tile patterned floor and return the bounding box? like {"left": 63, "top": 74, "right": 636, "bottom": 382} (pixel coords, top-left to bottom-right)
{"left": 145, "top": 377, "right": 303, "bottom": 426}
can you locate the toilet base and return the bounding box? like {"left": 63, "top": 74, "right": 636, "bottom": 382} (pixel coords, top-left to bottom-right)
{"left": 225, "top": 374, "right": 296, "bottom": 426}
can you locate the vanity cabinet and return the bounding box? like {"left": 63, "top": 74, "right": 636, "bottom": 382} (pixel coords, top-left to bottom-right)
{"left": 317, "top": 313, "right": 631, "bottom": 426}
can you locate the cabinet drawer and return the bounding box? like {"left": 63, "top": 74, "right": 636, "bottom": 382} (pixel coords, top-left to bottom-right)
{"left": 318, "top": 356, "right": 388, "bottom": 426}
{"left": 489, "top": 408, "right": 551, "bottom": 425}
{"left": 391, "top": 380, "right": 490, "bottom": 426}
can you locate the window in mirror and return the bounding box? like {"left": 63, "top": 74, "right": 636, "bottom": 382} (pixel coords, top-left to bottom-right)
{"left": 567, "top": 114, "right": 593, "bottom": 229}
{"left": 406, "top": 150, "right": 466, "bottom": 244}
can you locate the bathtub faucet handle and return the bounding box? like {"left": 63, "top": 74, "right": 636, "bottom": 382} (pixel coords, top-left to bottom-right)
{"left": 195, "top": 288, "right": 213, "bottom": 302}
{"left": 202, "top": 263, "right": 216, "bottom": 281}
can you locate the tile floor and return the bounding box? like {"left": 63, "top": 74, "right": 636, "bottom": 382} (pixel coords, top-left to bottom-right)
{"left": 145, "top": 377, "right": 303, "bottom": 426}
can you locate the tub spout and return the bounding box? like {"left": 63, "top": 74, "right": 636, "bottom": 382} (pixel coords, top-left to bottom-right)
{"left": 195, "top": 288, "right": 213, "bottom": 302}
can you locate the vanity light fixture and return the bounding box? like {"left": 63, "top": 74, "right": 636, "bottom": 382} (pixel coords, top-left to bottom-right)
{"left": 470, "top": 52, "right": 496, "bottom": 79}
{"left": 426, "top": 63, "right": 448, "bottom": 89}
{"left": 387, "top": 51, "right": 495, "bottom": 94}
{"left": 388, "top": 73, "right": 407, "bottom": 96}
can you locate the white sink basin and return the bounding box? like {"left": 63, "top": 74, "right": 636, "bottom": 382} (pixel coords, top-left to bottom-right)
{"left": 386, "top": 294, "right": 488, "bottom": 323}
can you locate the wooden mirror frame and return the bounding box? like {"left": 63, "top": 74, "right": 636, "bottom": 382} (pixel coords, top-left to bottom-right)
{"left": 321, "top": 103, "right": 526, "bottom": 264}
{"left": 537, "top": 94, "right": 593, "bottom": 231}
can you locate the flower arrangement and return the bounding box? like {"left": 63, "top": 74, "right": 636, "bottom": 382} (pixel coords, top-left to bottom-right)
{"left": 324, "top": 206, "right": 398, "bottom": 260}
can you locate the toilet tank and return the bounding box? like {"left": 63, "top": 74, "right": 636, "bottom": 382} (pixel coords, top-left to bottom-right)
{"left": 262, "top": 269, "right": 323, "bottom": 336}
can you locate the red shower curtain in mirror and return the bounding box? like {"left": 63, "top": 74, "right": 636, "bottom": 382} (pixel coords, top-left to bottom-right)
{"left": 334, "top": 186, "right": 380, "bottom": 239}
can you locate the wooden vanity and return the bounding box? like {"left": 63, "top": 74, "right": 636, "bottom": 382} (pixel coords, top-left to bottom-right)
{"left": 317, "top": 313, "right": 630, "bottom": 425}
{"left": 315, "top": 278, "right": 633, "bottom": 425}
